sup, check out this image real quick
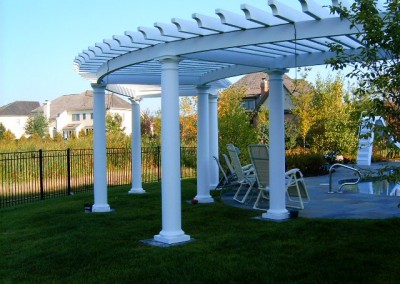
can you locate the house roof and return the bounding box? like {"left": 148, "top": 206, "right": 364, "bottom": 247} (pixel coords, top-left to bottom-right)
{"left": 232, "top": 72, "right": 296, "bottom": 97}
{"left": 34, "top": 91, "right": 131, "bottom": 120}
{"left": 0, "top": 101, "right": 40, "bottom": 116}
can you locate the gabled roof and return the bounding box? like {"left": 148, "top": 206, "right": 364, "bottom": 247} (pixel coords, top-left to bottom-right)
{"left": 34, "top": 91, "right": 131, "bottom": 120}
{"left": 0, "top": 101, "right": 40, "bottom": 116}
{"left": 233, "top": 72, "right": 296, "bottom": 97}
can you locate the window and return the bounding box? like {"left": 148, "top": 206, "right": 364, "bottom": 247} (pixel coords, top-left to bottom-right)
{"left": 82, "top": 113, "right": 86, "bottom": 120}
{"left": 90, "top": 113, "right": 94, "bottom": 120}
{"left": 72, "top": 114, "right": 80, "bottom": 121}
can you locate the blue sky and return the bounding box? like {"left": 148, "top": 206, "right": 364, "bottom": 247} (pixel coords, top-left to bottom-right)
{"left": 0, "top": 0, "right": 335, "bottom": 112}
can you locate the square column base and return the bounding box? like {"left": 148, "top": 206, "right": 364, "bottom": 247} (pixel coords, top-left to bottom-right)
{"left": 91, "top": 204, "right": 111, "bottom": 213}
{"left": 261, "top": 209, "right": 290, "bottom": 221}
{"left": 128, "top": 188, "right": 146, "bottom": 194}
{"left": 209, "top": 184, "right": 218, "bottom": 190}
{"left": 194, "top": 195, "right": 214, "bottom": 203}
{"left": 154, "top": 233, "right": 191, "bottom": 245}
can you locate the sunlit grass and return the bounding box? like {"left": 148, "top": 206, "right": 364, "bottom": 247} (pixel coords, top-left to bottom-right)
{"left": 1, "top": 179, "right": 400, "bottom": 283}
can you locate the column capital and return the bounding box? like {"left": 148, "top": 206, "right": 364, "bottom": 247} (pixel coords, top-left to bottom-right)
{"left": 196, "top": 84, "right": 211, "bottom": 96}
{"left": 155, "top": 55, "right": 181, "bottom": 63}
{"left": 91, "top": 83, "right": 107, "bottom": 90}
{"left": 208, "top": 93, "right": 219, "bottom": 100}
{"left": 265, "top": 68, "right": 289, "bottom": 76}
{"left": 128, "top": 97, "right": 141, "bottom": 104}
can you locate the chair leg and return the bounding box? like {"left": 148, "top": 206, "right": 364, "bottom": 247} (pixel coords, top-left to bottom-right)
{"left": 233, "top": 183, "right": 245, "bottom": 202}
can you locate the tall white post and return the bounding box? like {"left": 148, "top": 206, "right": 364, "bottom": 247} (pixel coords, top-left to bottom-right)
{"left": 91, "top": 83, "right": 111, "bottom": 213}
{"left": 208, "top": 93, "right": 219, "bottom": 190}
{"left": 262, "top": 69, "right": 289, "bottom": 221}
{"left": 154, "top": 56, "right": 190, "bottom": 244}
{"left": 194, "top": 86, "right": 214, "bottom": 203}
{"left": 129, "top": 98, "right": 145, "bottom": 194}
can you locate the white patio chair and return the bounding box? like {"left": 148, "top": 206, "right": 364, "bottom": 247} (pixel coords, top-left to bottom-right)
{"left": 213, "top": 156, "right": 239, "bottom": 192}
{"left": 249, "top": 144, "right": 310, "bottom": 210}
{"left": 227, "top": 144, "right": 256, "bottom": 204}
{"left": 285, "top": 168, "right": 310, "bottom": 210}
{"left": 248, "top": 144, "right": 270, "bottom": 210}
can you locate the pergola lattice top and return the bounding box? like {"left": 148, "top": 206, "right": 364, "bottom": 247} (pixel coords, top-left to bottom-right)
{"left": 73, "top": 0, "right": 361, "bottom": 94}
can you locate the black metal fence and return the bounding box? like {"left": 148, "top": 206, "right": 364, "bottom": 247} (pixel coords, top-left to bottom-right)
{"left": 0, "top": 147, "right": 196, "bottom": 208}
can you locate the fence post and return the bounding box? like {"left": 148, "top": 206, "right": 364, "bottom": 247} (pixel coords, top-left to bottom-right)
{"left": 67, "top": 148, "right": 71, "bottom": 195}
{"left": 39, "top": 149, "right": 44, "bottom": 200}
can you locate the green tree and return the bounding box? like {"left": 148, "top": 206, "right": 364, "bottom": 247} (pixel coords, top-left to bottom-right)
{"left": 328, "top": 0, "right": 400, "bottom": 150}
{"left": 307, "top": 75, "right": 358, "bottom": 155}
{"left": 0, "top": 123, "right": 5, "bottom": 139}
{"left": 218, "top": 86, "right": 258, "bottom": 162}
{"left": 106, "top": 113, "right": 125, "bottom": 133}
{"left": 24, "top": 113, "right": 49, "bottom": 138}
{"left": 179, "top": 97, "right": 197, "bottom": 146}
{"left": 1, "top": 129, "right": 16, "bottom": 142}
{"left": 292, "top": 85, "right": 316, "bottom": 148}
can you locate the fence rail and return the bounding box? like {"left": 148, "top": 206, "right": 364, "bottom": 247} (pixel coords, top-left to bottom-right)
{"left": 0, "top": 147, "right": 196, "bottom": 208}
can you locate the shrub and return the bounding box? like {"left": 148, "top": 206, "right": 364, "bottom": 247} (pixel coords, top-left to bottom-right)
{"left": 286, "top": 149, "right": 327, "bottom": 177}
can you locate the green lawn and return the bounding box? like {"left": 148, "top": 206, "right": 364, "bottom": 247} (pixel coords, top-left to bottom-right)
{"left": 1, "top": 179, "right": 400, "bottom": 283}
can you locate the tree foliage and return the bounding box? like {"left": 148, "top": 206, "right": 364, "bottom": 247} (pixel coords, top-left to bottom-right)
{"left": 291, "top": 75, "right": 358, "bottom": 155}
{"left": 328, "top": 0, "right": 400, "bottom": 149}
{"left": 24, "top": 113, "right": 49, "bottom": 138}
{"left": 179, "top": 97, "right": 197, "bottom": 146}
{"left": 218, "top": 86, "right": 258, "bottom": 161}
{"left": 0, "top": 123, "right": 5, "bottom": 139}
{"left": 106, "top": 113, "right": 125, "bottom": 133}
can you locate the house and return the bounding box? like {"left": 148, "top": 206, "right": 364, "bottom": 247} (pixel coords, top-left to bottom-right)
{"left": 232, "top": 72, "right": 310, "bottom": 125}
{"left": 0, "top": 101, "right": 41, "bottom": 138}
{"left": 33, "top": 90, "right": 132, "bottom": 139}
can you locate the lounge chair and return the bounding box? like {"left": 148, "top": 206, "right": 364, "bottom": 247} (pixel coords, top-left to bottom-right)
{"left": 248, "top": 144, "right": 310, "bottom": 210}
{"left": 248, "top": 144, "right": 270, "bottom": 210}
{"left": 285, "top": 168, "right": 310, "bottom": 209}
{"left": 222, "top": 153, "right": 236, "bottom": 179}
{"left": 226, "top": 144, "right": 256, "bottom": 203}
{"left": 213, "top": 156, "right": 238, "bottom": 192}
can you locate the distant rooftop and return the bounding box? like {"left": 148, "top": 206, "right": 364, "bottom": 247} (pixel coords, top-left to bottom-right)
{"left": 33, "top": 91, "right": 131, "bottom": 120}
{"left": 0, "top": 101, "right": 40, "bottom": 116}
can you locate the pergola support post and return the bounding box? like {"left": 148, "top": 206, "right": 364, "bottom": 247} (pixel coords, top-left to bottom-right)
{"left": 91, "top": 83, "right": 111, "bottom": 213}
{"left": 262, "top": 69, "right": 289, "bottom": 221}
{"left": 194, "top": 85, "right": 213, "bottom": 203}
{"left": 129, "top": 98, "right": 145, "bottom": 194}
{"left": 208, "top": 93, "right": 219, "bottom": 190}
{"left": 154, "top": 56, "right": 190, "bottom": 244}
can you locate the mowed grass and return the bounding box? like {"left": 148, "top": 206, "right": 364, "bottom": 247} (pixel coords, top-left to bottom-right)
{"left": 1, "top": 179, "right": 400, "bottom": 283}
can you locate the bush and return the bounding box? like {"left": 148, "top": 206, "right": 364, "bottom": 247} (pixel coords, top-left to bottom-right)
{"left": 286, "top": 149, "right": 327, "bottom": 177}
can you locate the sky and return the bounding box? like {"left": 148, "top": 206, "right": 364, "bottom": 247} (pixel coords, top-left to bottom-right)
{"left": 1, "top": 0, "right": 337, "bottom": 112}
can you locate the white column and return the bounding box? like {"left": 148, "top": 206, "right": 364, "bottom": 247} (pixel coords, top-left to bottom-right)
{"left": 91, "top": 83, "right": 111, "bottom": 213}
{"left": 194, "top": 86, "right": 214, "bottom": 203}
{"left": 129, "top": 98, "right": 145, "bottom": 194}
{"left": 208, "top": 93, "right": 219, "bottom": 190}
{"left": 262, "top": 69, "right": 289, "bottom": 221}
{"left": 154, "top": 56, "right": 190, "bottom": 244}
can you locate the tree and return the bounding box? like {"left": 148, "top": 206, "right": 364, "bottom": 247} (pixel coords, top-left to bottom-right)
{"left": 106, "top": 113, "right": 125, "bottom": 133}
{"left": 24, "top": 113, "right": 49, "bottom": 138}
{"left": 0, "top": 129, "right": 16, "bottom": 142}
{"left": 0, "top": 122, "right": 5, "bottom": 139}
{"left": 328, "top": 0, "right": 400, "bottom": 150}
{"left": 179, "top": 97, "right": 197, "bottom": 146}
{"left": 218, "top": 86, "right": 258, "bottom": 162}
{"left": 307, "top": 75, "right": 358, "bottom": 155}
{"left": 292, "top": 82, "right": 317, "bottom": 148}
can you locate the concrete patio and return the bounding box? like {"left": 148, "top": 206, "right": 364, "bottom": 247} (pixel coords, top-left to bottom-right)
{"left": 221, "top": 162, "right": 400, "bottom": 219}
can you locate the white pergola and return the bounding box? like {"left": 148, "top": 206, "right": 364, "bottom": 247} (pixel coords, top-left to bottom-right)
{"left": 74, "top": 0, "right": 363, "bottom": 244}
